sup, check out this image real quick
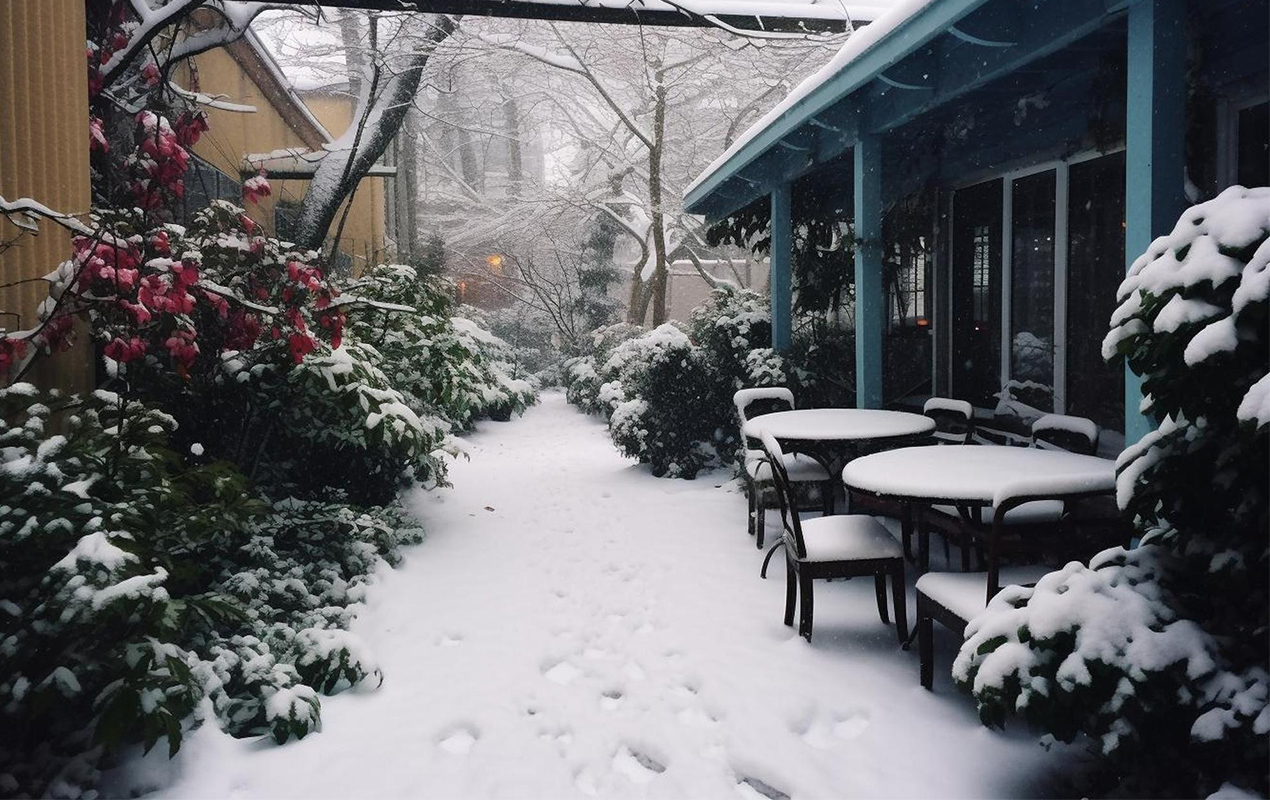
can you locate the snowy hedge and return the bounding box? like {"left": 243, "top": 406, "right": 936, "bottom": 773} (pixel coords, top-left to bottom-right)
{"left": 563, "top": 288, "right": 788, "bottom": 479}
{"left": 953, "top": 186, "right": 1269, "bottom": 797}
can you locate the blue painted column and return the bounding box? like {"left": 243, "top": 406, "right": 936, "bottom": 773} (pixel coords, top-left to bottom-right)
{"left": 1124, "top": 0, "right": 1187, "bottom": 444}
{"left": 854, "top": 135, "right": 884, "bottom": 409}
{"left": 770, "top": 183, "right": 793, "bottom": 353}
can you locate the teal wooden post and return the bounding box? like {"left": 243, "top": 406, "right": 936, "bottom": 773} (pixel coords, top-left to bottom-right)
{"left": 1124, "top": 0, "right": 1186, "bottom": 444}
{"left": 854, "top": 135, "right": 884, "bottom": 409}
{"left": 770, "top": 184, "right": 793, "bottom": 353}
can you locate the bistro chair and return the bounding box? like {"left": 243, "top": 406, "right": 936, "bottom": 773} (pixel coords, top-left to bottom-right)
{"left": 914, "top": 481, "right": 1114, "bottom": 689}
{"left": 734, "top": 388, "right": 833, "bottom": 551}
{"left": 922, "top": 397, "right": 976, "bottom": 445}
{"left": 762, "top": 432, "right": 907, "bottom": 644}
{"left": 1031, "top": 413, "right": 1099, "bottom": 455}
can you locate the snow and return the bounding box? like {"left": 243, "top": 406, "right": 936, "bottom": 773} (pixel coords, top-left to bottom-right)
{"left": 923, "top": 397, "right": 972, "bottom": 418}
{"left": 741, "top": 408, "right": 935, "bottom": 441}
{"left": 1031, "top": 414, "right": 1099, "bottom": 446}
{"left": 685, "top": 0, "right": 938, "bottom": 201}
{"left": 109, "top": 392, "right": 1089, "bottom": 799}
{"left": 843, "top": 445, "right": 1115, "bottom": 503}
{"left": 733, "top": 386, "right": 794, "bottom": 420}
{"left": 1236, "top": 373, "right": 1270, "bottom": 429}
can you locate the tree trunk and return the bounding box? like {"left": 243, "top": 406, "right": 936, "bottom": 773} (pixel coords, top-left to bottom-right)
{"left": 295, "top": 15, "right": 457, "bottom": 253}
{"left": 647, "top": 63, "right": 669, "bottom": 326}
{"left": 502, "top": 94, "right": 523, "bottom": 197}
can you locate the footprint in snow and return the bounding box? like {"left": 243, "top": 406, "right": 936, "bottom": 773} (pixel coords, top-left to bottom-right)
{"left": 795, "top": 709, "right": 871, "bottom": 749}
{"left": 736, "top": 777, "right": 790, "bottom": 800}
{"left": 438, "top": 633, "right": 464, "bottom": 647}
{"left": 574, "top": 768, "right": 600, "bottom": 796}
{"left": 611, "top": 746, "right": 665, "bottom": 784}
{"left": 599, "top": 689, "right": 624, "bottom": 710}
{"left": 543, "top": 660, "right": 583, "bottom": 686}
{"left": 437, "top": 726, "right": 479, "bottom": 755}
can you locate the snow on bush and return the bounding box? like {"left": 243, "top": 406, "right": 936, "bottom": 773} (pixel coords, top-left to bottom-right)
{"left": 954, "top": 186, "right": 1269, "bottom": 797}
{"left": 564, "top": 289, "right": 796, "bottom": 478}
{"left": 0, "top": 384, "right": 429, "bottom": 795}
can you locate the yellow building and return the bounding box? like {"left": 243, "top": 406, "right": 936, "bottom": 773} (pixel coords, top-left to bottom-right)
{"left": 176, "top": 28, "right": 391, "bottom": 274}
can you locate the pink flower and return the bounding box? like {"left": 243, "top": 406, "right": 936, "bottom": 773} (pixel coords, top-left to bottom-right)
{"left": 242, "top": 172, "right": 271, "bottom": 205}
{"left": 288, "top": 332, "right": 317, "bottom": 363}
{"left": 104, "top": 335, "right": 147, "bottom": 363}
{"left": 89, "top": 117, "right": 109, "bottom": 153}
{"left": 141, "top": 61, "right": 160, "bottom": 87}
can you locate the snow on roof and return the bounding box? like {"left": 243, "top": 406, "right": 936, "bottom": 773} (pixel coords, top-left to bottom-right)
{"left": 243, "top": 28, "right": 335, "bottom": 144}
{"left": 684, "top": 0, "right": 938, "bottom": 202}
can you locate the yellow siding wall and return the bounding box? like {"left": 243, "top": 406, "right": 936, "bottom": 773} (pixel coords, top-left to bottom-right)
{"left": 178, "top": 47, "right": 310, "bottom": 241}
{"left": 182, "top": 52, "right": 388, "bottom": 273}
{"left": 0, "top": 0, "right": 92, "bottom": 393}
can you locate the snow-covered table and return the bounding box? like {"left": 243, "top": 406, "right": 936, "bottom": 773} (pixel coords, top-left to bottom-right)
{"left": 842, "top": 445, "right": 1117, "bottom": 570}
{"left": 741, "top": 409, "right": 935, "bottom": 445}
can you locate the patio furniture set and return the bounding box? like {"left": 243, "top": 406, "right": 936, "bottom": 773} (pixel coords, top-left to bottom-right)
{"left": 735, "top": 389, "right": 1127, "bottom": 689}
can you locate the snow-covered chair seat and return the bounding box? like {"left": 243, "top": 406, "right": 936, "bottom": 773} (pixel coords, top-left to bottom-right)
{"left": 915, "top": 565, "right": 1052, "bottom": 624}
{"left": 761, "top": 431, "right": 907, "bottom": 644}
{"left": 797, "top": 515, "right": 904, "bottom": 563}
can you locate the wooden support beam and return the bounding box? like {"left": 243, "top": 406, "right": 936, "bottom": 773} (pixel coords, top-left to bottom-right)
{"left": 264, "top": 0, "right": 858, "bottom": 31}
{"left": 854, "top": 135, "right": 884, "bottom": 408}
{"left": 1123, "top": 0, "right": 1186, "bottom": 443}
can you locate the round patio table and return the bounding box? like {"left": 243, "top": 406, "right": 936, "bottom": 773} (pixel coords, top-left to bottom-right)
{"left": 741, "top": 408, "right": 935, "bottom": 447}
{"left": 841, "top": 444, "right": 1116, "bottom": 570}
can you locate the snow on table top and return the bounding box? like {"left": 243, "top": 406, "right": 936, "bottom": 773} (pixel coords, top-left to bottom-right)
{"left": 741, "top": 408, "right": 934, "bottom": 441}
{"left": 842, "top": 445, "right": 1116, "bottom": 503}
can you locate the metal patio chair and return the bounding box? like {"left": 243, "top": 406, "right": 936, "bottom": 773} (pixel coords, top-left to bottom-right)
{"left": 762, "top": 431, "right": 907, "bottom": 644}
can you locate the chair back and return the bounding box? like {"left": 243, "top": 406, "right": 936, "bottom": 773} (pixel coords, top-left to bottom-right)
{"left": 1031, "top": 414, "right": 1098, "bottom": 455}
{"left": 734, "top": 387, "right": 795, "bottom": 424}
{"left": 984, "top": 480, "right": 1115, "bottom": 605}
{"left": 922, "top": 397, "right": 974, "bottom": 445}
{"left": 758, "top": 431, "right": 808, "bottom": 559}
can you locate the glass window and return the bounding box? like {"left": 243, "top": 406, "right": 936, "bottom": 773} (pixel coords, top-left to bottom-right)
{"left": 1067, "top": 152, "right": 1126, "bottom": 430}
{"left": 971, "top": 225, "right": 991, "bottom": 325}
{"left": 951, "top": 179, "right": 1002, "bottom": 407}
{"left": 1009, "top": 169, "right": 1056, "bottom": 412}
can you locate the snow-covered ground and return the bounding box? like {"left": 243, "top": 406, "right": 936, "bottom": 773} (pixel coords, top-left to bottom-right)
{"left": 116, "top": 391, "right": 1089, "bottom": 799}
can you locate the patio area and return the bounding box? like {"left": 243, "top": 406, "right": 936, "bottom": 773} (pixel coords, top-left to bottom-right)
{"left": 109, "top": 392, "right": 1092, "bottom": 800}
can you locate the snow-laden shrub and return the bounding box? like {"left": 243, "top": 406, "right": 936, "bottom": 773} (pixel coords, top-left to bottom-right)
{"left": 0, "top": 384, "right": 427, "bottom": 795}
{"left": 346, "top": 264, "right": 537, "bottom": 430}
{"left": 607, "top": 325, "right": 718, "bottom": 478}
{"left": 954, "top": 186, "right": 1270, "bottom": 797}
{"left": 561, "top": 322, "right": 645, "bottom": 414}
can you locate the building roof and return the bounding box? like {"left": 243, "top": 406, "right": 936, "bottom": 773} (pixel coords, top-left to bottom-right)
{"left": 682, "top": 0, "right": 1134, "bottom": 218}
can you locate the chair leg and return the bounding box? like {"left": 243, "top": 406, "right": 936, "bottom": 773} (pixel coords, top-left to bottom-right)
{"left": 873, "top": 573, "right": 890, "bottom": 625}
{"left": 747, "top": 490, "right": 756, "bottom": 537}
{"left": 756, "top": 501, "right": 766, "bottom": 549}
{"left": 798, "top": 573, "right": 815, "bottom": 641}
{"left": 784, "top": 559, "right": 797, "bottom": 627}
{"left": 760, "top": 540, "right": 784, "bottom": 579}
{"left": 901, "top": 507, "right": 913, "bottom": 561}
{"left": 821, "top": 480, "right": 833, "bottom": 516}
{"left": 918, "top": 608, "right": 934, "bottom": 690}
{"left": 891, "top": 565, "right": 907, "bottom": 646}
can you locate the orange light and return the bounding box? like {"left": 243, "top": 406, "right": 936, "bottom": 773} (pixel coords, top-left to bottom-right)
{"left": 486, "top": 254, "right": 504, "bottom": 272}
{"left": 916, "top": 317, "right": 930, "bottom": 328}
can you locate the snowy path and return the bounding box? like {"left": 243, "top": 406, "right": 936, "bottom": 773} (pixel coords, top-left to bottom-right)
{"left": 133, "top": 392, "right": 1086, "bottom": 799}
